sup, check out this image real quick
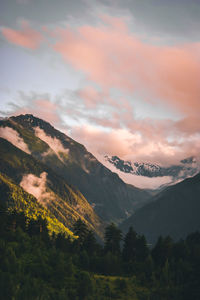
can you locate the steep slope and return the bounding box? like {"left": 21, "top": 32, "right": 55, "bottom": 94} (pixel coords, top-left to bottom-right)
{"left": 0, "top": 137, "right": 102, "bottom": 237}
{"left": 120, "top": 172, "right": 200, "bottom": 244}
{"left": 0, "top": 173, "right": 75, "bottom": 237}
{"left": 0, "top": 114, "right": 150, "bottom": 222}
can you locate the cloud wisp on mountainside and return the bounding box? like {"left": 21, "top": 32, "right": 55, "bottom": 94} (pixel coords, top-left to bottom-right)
{"left": 0, "top": 126, "right": 30, "bottom": 154}
{"left": 20, "top": 172, "right": 54, "bottom": 205}
{"left": 34, "top": 127, "right": 69, "bottom": 161}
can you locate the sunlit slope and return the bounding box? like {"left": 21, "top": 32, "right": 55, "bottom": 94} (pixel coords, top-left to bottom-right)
{"left": 0, "top": 137, "right": 103, "bottom": 237}
{"left": 0, "top": 172, "right": 75, "bottom": 237}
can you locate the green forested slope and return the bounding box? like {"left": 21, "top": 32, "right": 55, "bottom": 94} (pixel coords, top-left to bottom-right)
{"left": 0, "top": 137, "right": 103, "bottom": 237}
{"left": 1, "top": 208, "right": 200, "bottom": 300}
{"left": 0, "top": 173, "right": 74, "bottom": 237}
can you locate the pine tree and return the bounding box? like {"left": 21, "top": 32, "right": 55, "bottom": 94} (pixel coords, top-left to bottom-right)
{"left": 152, "top": 236, "right": 173, "bottom": 267}
{"left": 83, "top": 230, "right": 97, "bottom": 255}
{"left": 136, "top": 234, "right": 149, "bottom": 261}
{"left": 122, "top": 226, "right": 138, "bottom": 262}
{"left": 152, "top": 236, "right": 164, "bottom": 266}
{"left": 73, "top": 218, "right": 89, "bottom": 244}
{"left": 104, "top": 223, "right": 122, "bottom": 255}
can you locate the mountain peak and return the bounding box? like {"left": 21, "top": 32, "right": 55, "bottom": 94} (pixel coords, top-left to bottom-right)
{"left": 10, "top": 114, "right": 56, "bottom": 131}
{"left": 180, "top": 156, "right": 196, "bottom": 164}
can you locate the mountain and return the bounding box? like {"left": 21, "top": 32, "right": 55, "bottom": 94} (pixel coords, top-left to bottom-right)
{"left": 0, "top": 114, "right": 151, "bottom": 223}
{"left": 105, "top": 155, "right": 198, "bottom": 185}
{"left": 0, "top": 136, "right": 103, "bottom": 237}
{"left": 120, "top": 171, "right": 200, "bottom": 244}
{"left": 0, "top": 114, "right": 149, "bottom": 222}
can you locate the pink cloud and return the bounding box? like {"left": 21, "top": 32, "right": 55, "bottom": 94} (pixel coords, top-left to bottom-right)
{"left": 71, "top": 125, "right": 140, "bottom": 158}
{"left": 70, "top": 121, "right": 200, "bottom": 167}
{"left": 13, "top": 98, "right": 60, "bottom": 125}
{"left": 175, "top": 117, "right": 200, "bottom": 135}
{"left": 54, "top": 15, "right": 200, "bottom": 116}
{"left": 77, "top": 86, "right": 102, "bottom": 108}
{"left": 34, "top": 99, "right": 59, "bottom": 123}
{"left": 1, "top": 21, "right": 43, "bottom": 49}
{"left": 71, "top": 123, "right": 178, "bottom": 165}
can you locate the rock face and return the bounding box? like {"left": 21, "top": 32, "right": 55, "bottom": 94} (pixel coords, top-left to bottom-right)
{"left": 105, "top": 155, "right": 198, "bottom": 180}
{"left": 0, "top": 114, "right": 151, "bottom": 224}
{"left": 120, "top": 172, "right": 200, "bottom": 244}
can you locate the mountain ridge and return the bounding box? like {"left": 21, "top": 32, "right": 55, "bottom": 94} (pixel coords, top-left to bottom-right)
{"left": 105, "top": 154, "right": 198, "bottom": 184}
{"left": 0, "top": 135, "right": 103, "bottom": 238}
{"left": 0, "top": 114, "right": 151, "bottom": 223}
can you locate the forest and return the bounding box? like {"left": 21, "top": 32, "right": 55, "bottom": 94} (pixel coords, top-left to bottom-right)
{"left": 1, "top": 204, "right": 200, "bottom": 300}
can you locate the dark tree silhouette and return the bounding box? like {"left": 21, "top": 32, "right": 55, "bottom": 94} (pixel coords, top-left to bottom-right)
{"left": 104, "top": 223, "right": 122, "bottom": 255}
{"left": 122, "top": 226, "right": 138, "bottom": 262}
{"left": 73, "top": 218, "right": 89, "bottom": 244}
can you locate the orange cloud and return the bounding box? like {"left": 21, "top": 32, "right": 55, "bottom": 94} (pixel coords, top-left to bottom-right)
{"left": 1, "top": 21, "right": 43, "bottom": 49}
{"left": 54, "top": 15, "right": 200, "bottom": 116}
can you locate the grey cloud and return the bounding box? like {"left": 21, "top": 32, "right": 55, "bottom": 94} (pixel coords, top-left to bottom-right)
{"left": 0, "top": 0, "right": 91, "bottom": 27}
{"left": 101, "top": 0, "right": 200, "bottom": 42}
{"left": 1, "top": 0, "right": 199, "bottom": 42}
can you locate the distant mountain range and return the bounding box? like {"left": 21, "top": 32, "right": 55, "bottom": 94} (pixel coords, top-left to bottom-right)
{"left": 105, "top": 155, "right": 198, "bottom": 182}
{"left": 0, "top": 114, "right": 151, "bottom": 238}
{"left": 1, "top": 114, "right": 199, "bottom": 243}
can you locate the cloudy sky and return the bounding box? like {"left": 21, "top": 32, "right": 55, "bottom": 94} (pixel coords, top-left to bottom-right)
{"left": 1, "top": 0, "right": 200, "bottom": 169}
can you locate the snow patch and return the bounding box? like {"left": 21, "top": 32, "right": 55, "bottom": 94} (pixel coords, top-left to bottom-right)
{"left": 101, "top": 156, "right": 172, "bottom": 189}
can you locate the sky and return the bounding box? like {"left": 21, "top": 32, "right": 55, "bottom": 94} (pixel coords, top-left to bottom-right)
{"left": 1, "top": 0, "right": 200, "bottom": 174}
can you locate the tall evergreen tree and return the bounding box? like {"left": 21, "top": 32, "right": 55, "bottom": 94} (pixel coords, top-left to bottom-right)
{"left": 152, "top": 236, "right": 173, "bottom": 266}
{"left": 122, "top": 226, "right": 138, "bottom": 262}
{"left": 73, "top": 218, "right": 89, "bottom": 244}
{"left": 104, "top": 223, "right": 122, "bottom": 255}
{"left": 83, "top": 230, "right": 97, "bottom": 255}
{"left": 136, "top": 234, "right": 149, "bottom": 261}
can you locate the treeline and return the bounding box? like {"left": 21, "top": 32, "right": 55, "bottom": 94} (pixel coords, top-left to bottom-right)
{"left": 0, "top": 204, "right": 200, "bottom": 300}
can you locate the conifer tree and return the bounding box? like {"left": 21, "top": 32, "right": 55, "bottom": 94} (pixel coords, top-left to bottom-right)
{"left": 136, "top": 234, "right": 149, "bottom": 261}
{"left": 104, "top": 223, "right": 122, "bottom": 255}
{"left": 122, "top": 226, "right": 138, "bottom": 262}
{"left": 83, "top": 230, "right": 97, "bottom": 255}
{"left": 73, "top": 218, "right": 89, "bottom": 244}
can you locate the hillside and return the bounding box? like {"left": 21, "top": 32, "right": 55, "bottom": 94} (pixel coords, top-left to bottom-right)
{"left": 120, "top": 172, "right": 200, "bottom": 244}
{"left": 0, "top": 137, "right": 103, "bottom": 237}
{"left": 0, "top": 114, "right": 150, "bottom": 222}
{"left": 0, "top": 172, "right": 75, "bottom": 237}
